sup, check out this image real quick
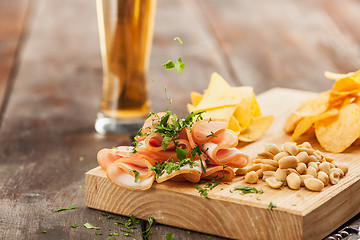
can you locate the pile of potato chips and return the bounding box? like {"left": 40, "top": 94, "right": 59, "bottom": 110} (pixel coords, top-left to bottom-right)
{"left": 285, "top": 70, "right": 360, "bottom": 153}
{"left": 187, "top": 72, "right": 273, "bottom": 142}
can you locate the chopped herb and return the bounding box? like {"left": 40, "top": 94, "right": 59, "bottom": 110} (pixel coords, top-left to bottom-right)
{"left": 173, "top": 36, "right": 183, "bottom": 44}
{"left": 234, "top": 185, "right": 263, "bottom": 194}
{"left": 123, "top": 233, "right": 131, "bottom": 237}
{"left": 128, "top": 169, "right": 140, "bottom": 183}
{"left": 206, "top": 131, "right": 217, "bottom": 138}
{"left": 107, "top": 237, "right": 116, "bottom": 240}
{"left": 151, "top": 77, "right": 155, "bottom": 82}
{"left": 141, "top": 216, "right": 155, "bottom": 240}
{"left": 120, "top": 229, "right": 134, "bottom": 234}
{"left": 162, "top": 58, "right": 185, "bottom": 73}
{"left": 56, "top": 203, "right": 78, "bottom": 212}
{"left": 256, "top": 198, "right": 261, "bottom": 201}
{"left": 79, "top": 185, "right": 82, "bottom": 188}
{"left": 41, "top": 230, "right": 47, "bottom": 234}
{"left": 3, "top": 227, "right": 9, "bottom": 230}
{"left": 165, "top": 233, "right": 175, "bottom": 240}
{"left": 194, "top": 185, "right": 208, "bottom": 198}
{"left": 150, "top": 158, "right": 198, "bottom": 179}
{"left": 165, "top": 87, "right": 172, "bottom": 104}
{"left": 268, "top": 201, "right": 276, "bottom": 211}
{"left": 109, "top": 233, "right": 119, "bottom": 236}
{"left": 207, "top": 236, "right": 213, "bottom": 239}
{"left": 187, "top": 231, "right": 190, "bottom": 234}
{"left": 83, "top": 223, "right": 100, "bottom": 229}
{"left": 174, "top": 57, "right": 185, "bottom": 73}
{"left": 162, "top": 60, "right": 175, "bottom": 70}
{"left": 136, "top": 111, "right": 202, "bottom": 151}
{"left": 229, "top": 190, "right": 233, "bottom": 193}
{"left": 95, "top": 232, "right": 102, "bottom": 235}
{"left": 71, "top": 224, "right": 78, "bottom": 228}
{"left": 79, "top": 156, "right": 84, "bottom": 161}
{"left": 55, "top": 169, "right": 59, "bottom": 174}
{"left": 208, "top": 117, "right": 212, "bottom": 123}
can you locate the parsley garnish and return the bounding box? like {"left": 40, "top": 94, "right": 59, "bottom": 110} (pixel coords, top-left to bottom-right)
{"left": 79, "top": 156, "right": 84, "bottom": 161}
{"left": 165, "top": 87, "right": 172, "bottom": 104}
{"left": 206, "top": 131, "right": 217, "bottom": 138}
{"left": 194, "top": 185, "right": 208, "bottom": 198}
{"left": 234, "top": 185, "right": 263, "bottom": 194}
{"left": 3, "top": 227, "right": 9, "bottom": 230}
{"left": 56, "top": 203, "right": 78, "bottom": 212}
{"left": 71, "top": 224, "right": 78, "bottom": 228}
{"left": 95, "top": 232, "right": 102, "bottom": 235}
{"left": 268, "top": 201, "right": 276, "bottom": 211}
{"left": 173, "top": 37, "right": 183, "bottom": 44}
{"left": 138, "top": 111, "right": 202, "bottom": 151}
{"left": 150, "top": 157, "right": 198, "bottom": 179}
{"left": 83, "top": 223, "right": 100, "bottom": 229}
{"left": 141, "top": 217, "right": 154, "bottom": 240}
{"left": 165, "top": 233, "right": 175, "bottom": 240}
{"left": 162, "top": 58, "right": 185, "bottom": 73}
{"left": 128, "top": 169, "right": 140, "bottom": 183}
{"left": 41, "top": 230, "right": 47, "bottom": 234}
{"left": 109, "top": 233, "right": 119, "bottom": 236}
{"left": 162, "top": 60, "right": 175, "bottom": 70}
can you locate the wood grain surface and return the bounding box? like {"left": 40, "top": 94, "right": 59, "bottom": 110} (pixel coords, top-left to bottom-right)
{"left": 85, "top": 88, "right": 360, "bottom": 240}
{"left": 1, "top": 0, "right": 360, "bottom": 239}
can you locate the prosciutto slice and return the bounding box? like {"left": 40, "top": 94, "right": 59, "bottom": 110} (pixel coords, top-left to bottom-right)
{"left": 106, "top": 157, "right": 155, "bottom": 191}
{"left": 201, "top": 165, "right": 235, "bottom": 182}
{"left": 156, "top": 160, "right": 203, "bottom": 183}
{"left": 97, "top": 146, "right": 134, "bottom": 170}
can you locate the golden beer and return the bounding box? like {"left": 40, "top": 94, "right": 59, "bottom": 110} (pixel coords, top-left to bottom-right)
{"left": 95, "top": 0, "right": 156, "bottom": 134}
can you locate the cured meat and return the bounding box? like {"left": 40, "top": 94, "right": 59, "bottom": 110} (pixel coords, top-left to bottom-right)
{"left": 201, "top": 165, "right": 235, "bottom": 182}
{"left": 106, "top": 158, "right": 155, "bottom": 191}
{"left": 97, "top": 146, "right": 134, "bottom": 170}
{"left": 97, "top": 112, "right": 249, "bottom": 192}
{"left": 156, "top": 160, "right": 203, "bottom": 183}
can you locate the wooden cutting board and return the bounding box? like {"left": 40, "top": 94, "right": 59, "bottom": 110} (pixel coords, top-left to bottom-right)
{"left": 85, "top": 88, "right": 360, "bottom": 240}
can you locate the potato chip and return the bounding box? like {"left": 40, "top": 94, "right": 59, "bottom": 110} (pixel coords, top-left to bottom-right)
{"left": 315, "top": 104, "right": 360, "bottom": 153}
{"left": 251, "top": 93, "right": 262, "bottom": 117}
{"left": 238, "top": 115, "right": 274, "bottom": 142}
{"left": 294, "top": 91, "right": 330, "bottom": 117}
{"left": 193, "top": 73, "right": 241, "bottom": 111}
{"left": 291, "top": 108, "right": 339, "bottom": 141}
{"left": 228, "top": 116, "right": 241, "bottom": 135}
{"left": 332, "top": 71, "right": 360, "bottom": 93}
{"left": 200, "top": 106, "right": 237, "bottom": 122}
{"left": 324, "top": 71, "right": 356, "bottom": 81}
{"left": 191, "top": 92, "right": 203, "bottom": 107}
{"left": 284, "top": 113, "right": 303, "bottom": 134}
{"left": 189, "top": 72, "right": 272, "bottom": 143}
{"left": 233, "top": 86, "right": 254, "bottom": 130}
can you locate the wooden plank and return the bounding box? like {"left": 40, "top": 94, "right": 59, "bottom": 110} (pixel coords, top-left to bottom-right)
{"left": 197, "top": 0, "right": 360, "bottom": 94}
{"left": 0, "top": 0, "right": 141, "bottom": 239}
{"left": 85, "top": 88, "right": 360, "bottom": 240}
{"left": 0, "top": 0, "right": 30, "bottom": 117}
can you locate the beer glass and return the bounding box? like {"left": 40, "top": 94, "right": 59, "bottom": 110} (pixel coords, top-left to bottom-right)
{"left": 95, "top": 0, "right": 156, "bottom": 135}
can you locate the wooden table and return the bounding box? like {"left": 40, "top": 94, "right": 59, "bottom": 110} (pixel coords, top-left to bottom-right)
{"left": 1, "top": 0, "right": 359, "bottom": 239}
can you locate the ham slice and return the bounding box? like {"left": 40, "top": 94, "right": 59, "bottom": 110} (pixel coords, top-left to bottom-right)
{"left": 201, "top": 165, "right": 235, "bottom": 182}
{"left": 97, "top": 146, "right": 134, "bottom": 170}
{"left": 106, "top": 158, "right": 155, "bottom": 191}
{"left": 156, "top": 160, "right": 203, "bottom": 183}
{"left": 191, "top": 119, "right": 228, "bottom": 144}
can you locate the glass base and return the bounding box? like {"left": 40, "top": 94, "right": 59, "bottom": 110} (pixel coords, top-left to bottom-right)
{"left": 95, "top": 113, "right": 145, "bottom": 135}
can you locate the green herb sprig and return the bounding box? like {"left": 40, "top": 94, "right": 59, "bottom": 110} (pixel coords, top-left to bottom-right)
{"left": 234, "top": 185, "right": 264, "bottom": 194}
{"left": 56, "top": 203, "right": 78, "bottom": 212}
